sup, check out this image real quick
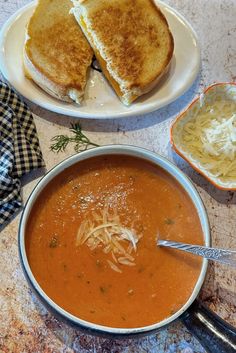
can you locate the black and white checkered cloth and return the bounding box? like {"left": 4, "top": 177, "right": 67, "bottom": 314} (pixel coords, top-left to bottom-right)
{"left": 0, "top": 81, "right": 45, "bottom": 227}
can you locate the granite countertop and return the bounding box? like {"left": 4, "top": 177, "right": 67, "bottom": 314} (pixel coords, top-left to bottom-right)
{"left": 0, "top": 0, "right": 236, "bottom": 352}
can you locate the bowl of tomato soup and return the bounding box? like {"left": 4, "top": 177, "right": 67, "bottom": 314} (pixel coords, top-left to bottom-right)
{"left": 19, "top": 145, "right": 210, "bottom": 336}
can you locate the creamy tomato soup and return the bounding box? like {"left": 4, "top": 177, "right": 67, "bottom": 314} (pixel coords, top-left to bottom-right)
{"left": 26, "top": 155, "right": 203, "bottom": 328}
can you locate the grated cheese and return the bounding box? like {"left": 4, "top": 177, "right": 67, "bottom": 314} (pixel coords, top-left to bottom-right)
{"left": 181, "top": 100, "right": 236, "bottom": 180}
{"left": 76, "top": 206, "right": 142, "bottom": 272}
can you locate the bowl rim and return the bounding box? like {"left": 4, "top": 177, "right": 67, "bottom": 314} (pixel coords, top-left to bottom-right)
{"left": 170, "top": 81, "right": 236, "bottom": 191}
{"left": 18, "top": 144, "right": 210, "bottom": 336}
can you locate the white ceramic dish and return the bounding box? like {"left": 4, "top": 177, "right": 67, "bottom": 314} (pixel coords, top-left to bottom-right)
{"left": 0, "top": 1, "right": 200, "bottom": 119}
{"left": 171, "top": 82, "right": 236, "bottom": 191}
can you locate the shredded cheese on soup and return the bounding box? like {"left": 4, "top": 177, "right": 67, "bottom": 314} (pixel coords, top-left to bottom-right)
{"left": 76, "top": 205, "right": 141, "bottom": 272}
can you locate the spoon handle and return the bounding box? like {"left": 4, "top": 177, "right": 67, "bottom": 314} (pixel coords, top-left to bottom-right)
{"left": 158, "top": 240, "right": 236, "bottom": 268}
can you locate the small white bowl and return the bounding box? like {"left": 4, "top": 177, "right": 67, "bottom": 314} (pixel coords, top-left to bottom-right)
{"left": 171, "top": 82, "right": 236, "bottom": 190}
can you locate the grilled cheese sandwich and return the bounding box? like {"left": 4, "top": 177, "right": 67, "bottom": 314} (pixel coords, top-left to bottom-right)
{"left": 72, "top": 0, "right": 174, "bottom": 105}
{"left": 24, "top": 0, "right": 93, "bottom": 104}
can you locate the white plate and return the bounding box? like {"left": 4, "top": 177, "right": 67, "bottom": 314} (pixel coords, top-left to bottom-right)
{"left": 0, "top": 1, "right": 200, "bottom": 119}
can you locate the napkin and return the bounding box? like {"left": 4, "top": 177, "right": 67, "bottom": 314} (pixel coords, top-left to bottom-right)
{"left": 0, "top": 81, "right": 45, "bottom": 227}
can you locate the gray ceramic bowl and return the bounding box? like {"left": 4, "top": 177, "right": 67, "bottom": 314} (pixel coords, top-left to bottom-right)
{"left": 19, "top": 145, "right": 210, "bottom": 337}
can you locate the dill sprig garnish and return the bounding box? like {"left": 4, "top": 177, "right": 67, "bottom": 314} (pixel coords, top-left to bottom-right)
{"left": 50, "top": 123, "right": 99, "bottom": 153}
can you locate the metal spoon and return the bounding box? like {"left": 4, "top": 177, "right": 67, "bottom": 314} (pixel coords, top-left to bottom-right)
{"left": 158, "top": 239, "right": 236, "bottom": 268}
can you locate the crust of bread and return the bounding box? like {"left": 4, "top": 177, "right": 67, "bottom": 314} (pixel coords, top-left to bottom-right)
{"left": 72, "top": 0, "right": 174, "bottom": 105}
{"left": 24, "top": 0, "right": 93, "bottom": 104}
{"left": 23, "top": 48, "right": 77, "bottom": 102}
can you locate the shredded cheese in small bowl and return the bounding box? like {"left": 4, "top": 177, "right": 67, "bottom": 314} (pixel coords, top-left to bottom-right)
{"left": 171, "top": 82, "right": 236, "bottom": 190}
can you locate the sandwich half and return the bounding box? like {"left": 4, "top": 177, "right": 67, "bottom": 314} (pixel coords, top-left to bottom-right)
{"left": 24, "top": 0, "right": 93, "bottom": 104}
{"left": 72, "top": 0, "right": 174, "bottom": 105}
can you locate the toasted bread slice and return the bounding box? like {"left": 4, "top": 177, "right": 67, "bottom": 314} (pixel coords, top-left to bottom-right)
{"left": 24, "top": 0, "right": 93, "bottom": 104}
{"left": 72, "top": 0, "right": 174, "bottom": 105}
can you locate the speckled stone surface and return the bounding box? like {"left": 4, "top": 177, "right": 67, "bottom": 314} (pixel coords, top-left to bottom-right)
{"left": 0, "top": 0, "right": 236, "bottom": 352}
